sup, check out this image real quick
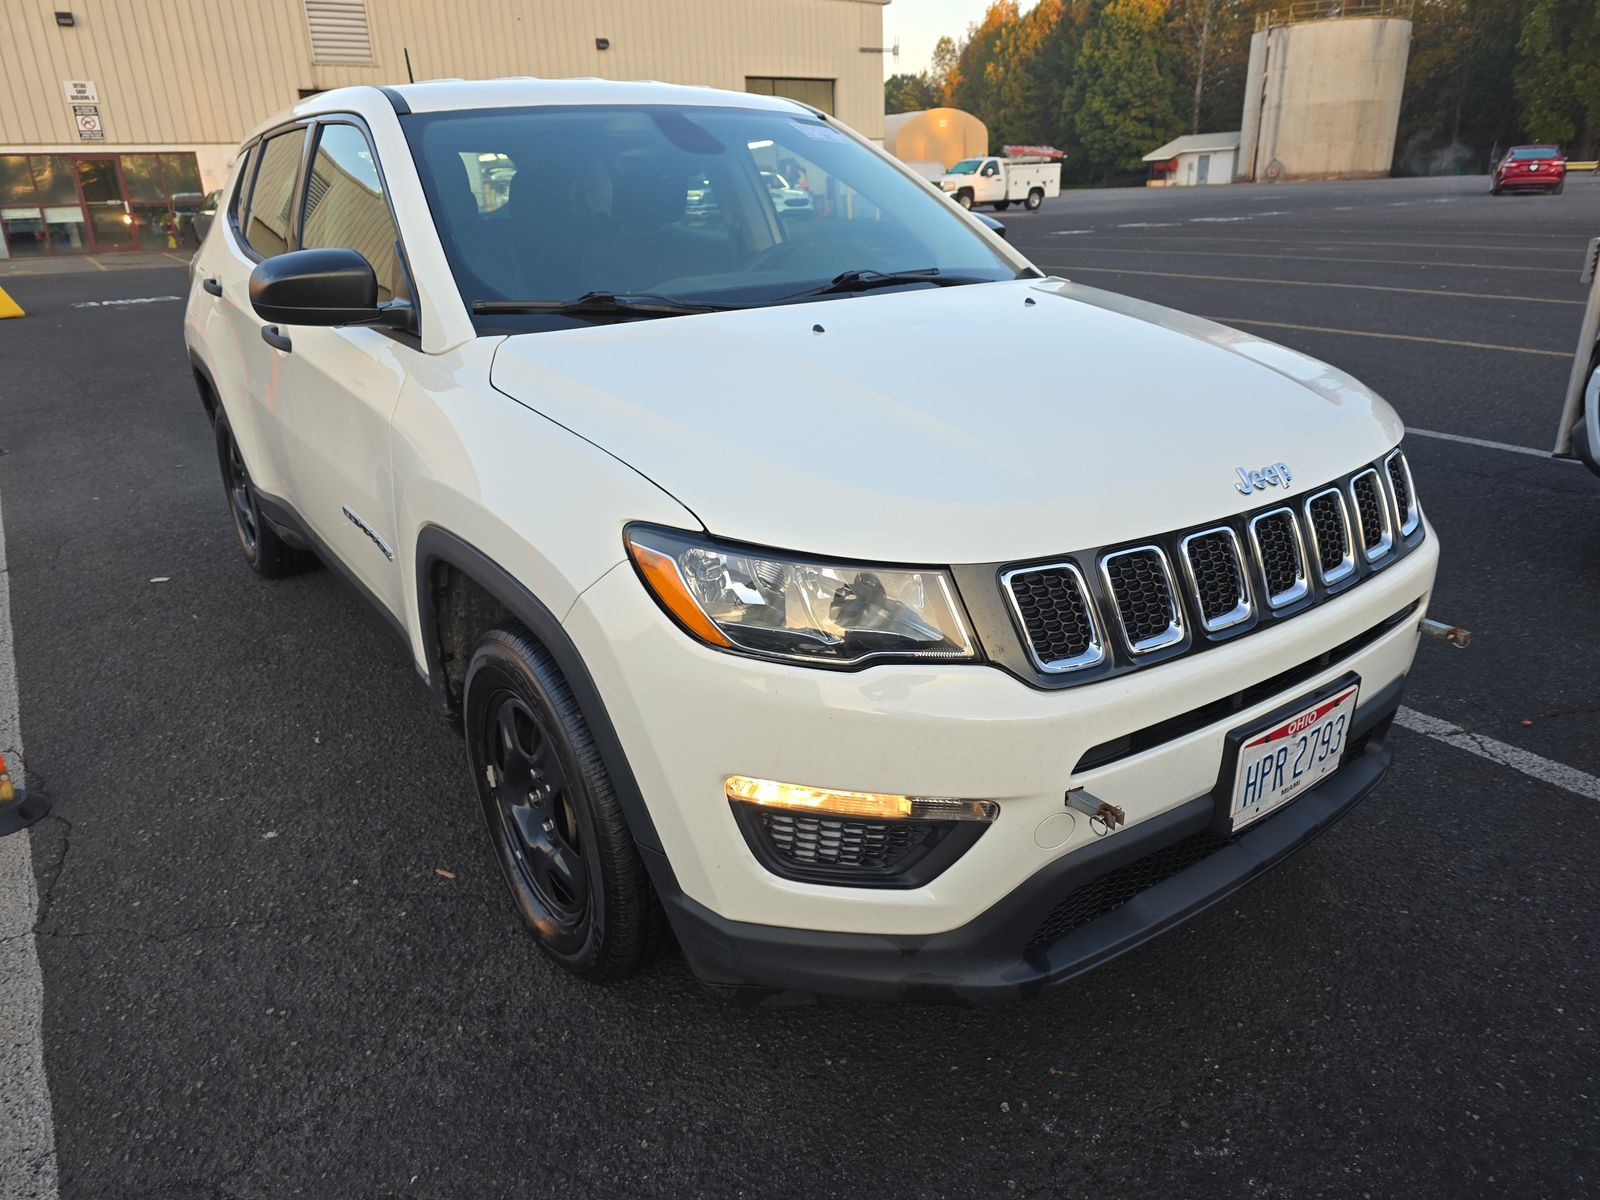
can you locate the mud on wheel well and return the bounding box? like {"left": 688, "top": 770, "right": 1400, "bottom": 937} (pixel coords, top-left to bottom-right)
{"left": 429, "top": 562, "right": 517, "bottom": 723}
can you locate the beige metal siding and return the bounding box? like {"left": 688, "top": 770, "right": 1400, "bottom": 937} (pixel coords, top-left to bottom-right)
{"left": 0, "top": 0, "right": 887, "bottom": 150}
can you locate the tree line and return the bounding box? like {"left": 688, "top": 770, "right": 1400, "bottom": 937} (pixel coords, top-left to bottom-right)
{"left": 885, "top": 0, "right": 1599, "bottom": 183}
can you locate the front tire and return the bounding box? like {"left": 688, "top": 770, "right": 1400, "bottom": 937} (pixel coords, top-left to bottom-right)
{"left": 213, "top": 411, "right": 315, "bottom": 577}
{"left": 465, "top": 626, "right": 667, "bottom": 981}
{"left": 957, "top": 191, "right": 974, "bottom": 210}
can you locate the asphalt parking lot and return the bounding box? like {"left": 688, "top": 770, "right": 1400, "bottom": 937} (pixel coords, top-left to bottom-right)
{"left": 1, "top": 173, "right": 1598, "bottom": 1199}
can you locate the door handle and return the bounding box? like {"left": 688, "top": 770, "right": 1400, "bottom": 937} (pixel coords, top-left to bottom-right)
{"left": 202, "top": 277, "right": 222, "bottom": 296}
{"left": 260, "top": 325, "right": 292, "bottom": 353}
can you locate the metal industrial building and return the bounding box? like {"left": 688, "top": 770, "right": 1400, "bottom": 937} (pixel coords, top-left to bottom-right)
{"left": 0, "top": 0, "right": 888, "bottom": 257}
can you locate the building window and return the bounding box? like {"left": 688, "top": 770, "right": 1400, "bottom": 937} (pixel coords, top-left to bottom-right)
{"left": 0, "top": 151, "right": 204, "bottom": 256}
{"left": 745, "top": 77, "right": 835, "bottom": 115}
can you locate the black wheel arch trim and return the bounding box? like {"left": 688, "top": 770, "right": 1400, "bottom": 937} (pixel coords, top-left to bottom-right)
{"left": 413, "top": 525, "right": 669, "bottom": 857}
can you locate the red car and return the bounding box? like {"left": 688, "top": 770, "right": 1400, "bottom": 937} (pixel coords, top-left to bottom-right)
{"left": 1492, "top": 145, "right": 1567, "bottom": 195}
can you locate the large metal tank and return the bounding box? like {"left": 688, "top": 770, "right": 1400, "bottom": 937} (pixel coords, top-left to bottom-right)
{"left": 883, "top": 108, "right": 989, "bottom": 179}
{"left": 1237, "top": 2, "right": 1413, "bottom": 181}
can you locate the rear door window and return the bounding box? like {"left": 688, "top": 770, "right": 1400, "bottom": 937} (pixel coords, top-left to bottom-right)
{"left": 243, "top": 129, "right": 306, "bottom": 258}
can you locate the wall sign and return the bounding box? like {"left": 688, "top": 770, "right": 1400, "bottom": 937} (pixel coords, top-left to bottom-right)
{"left": 73, "top": 104, "right": 104, "bottom": 142}
{"left": 63, "top": 79, "right": 99, "bottom": 103}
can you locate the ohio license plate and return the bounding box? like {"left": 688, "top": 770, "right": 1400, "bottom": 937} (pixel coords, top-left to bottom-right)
{"left": 1229, "top": 683, "right": 1359, "bottom": 832}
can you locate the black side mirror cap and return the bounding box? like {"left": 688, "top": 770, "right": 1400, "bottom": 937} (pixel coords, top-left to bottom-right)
{"left": 249, "top": 247, "right": 381, "bottom": 326}
{"left": 975, "top": 212, "right": 1008, "bottom": 241}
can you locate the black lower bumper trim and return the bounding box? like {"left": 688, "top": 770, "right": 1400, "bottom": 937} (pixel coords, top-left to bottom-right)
{"left": 662, "top": 675, "right": 1405, "bottom": 1006}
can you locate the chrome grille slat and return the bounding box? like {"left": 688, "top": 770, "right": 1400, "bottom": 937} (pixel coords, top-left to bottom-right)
{"left": 1303, "top": 488, "right": 1355, "bottom": 584}
{"left": 1179, "top": 527, "right": 1252, "bottom": 632}
{"left": 1247, "top": 508, "right": 1310, "bottom": 607}
{"left": 1349, "top": 468, "right": 1394, "bottom": 561}
{"left": 1100, "top": 546, "right": 1185, "bottom": 654}
{"left": 1384, "top": 449, "right": 1420, "bottom": 536}
{"left": 1002, "top": 562, "right": 1105, "bottom": 673}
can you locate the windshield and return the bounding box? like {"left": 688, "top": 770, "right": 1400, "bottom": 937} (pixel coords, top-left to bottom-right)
{"left": 946, "top": 159, "right": 981, "bottom": 175}
{"left": 403, "top": 105, "right": 1017, "bottom": 330}
{"left": 1509, "top": 147, "right": 1559, "bottom": 160}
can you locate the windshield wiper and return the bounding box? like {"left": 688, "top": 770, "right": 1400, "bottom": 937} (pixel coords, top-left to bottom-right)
{"left": 472, "top": 291, "right": 736, "bottom": 318}
{"left": 776, "top": 268, "right": 994, "bottom": 303}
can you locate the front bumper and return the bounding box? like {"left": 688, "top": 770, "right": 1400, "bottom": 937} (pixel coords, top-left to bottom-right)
{"left": 655, "top": 674, "right": 1401, "bottom": 1005}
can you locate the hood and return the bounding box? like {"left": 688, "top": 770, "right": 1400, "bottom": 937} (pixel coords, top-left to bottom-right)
{"left": 488, "top": 278, "right": 1404, "bottom": 565}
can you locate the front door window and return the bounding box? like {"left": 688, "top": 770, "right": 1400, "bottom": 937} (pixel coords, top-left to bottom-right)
{"left": 74, "top": 157, "right": 138, "bottom": 251}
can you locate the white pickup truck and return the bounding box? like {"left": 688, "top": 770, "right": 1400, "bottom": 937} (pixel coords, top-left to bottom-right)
{"left": 938, "top": 156, "right": 1061, "bottom": 211}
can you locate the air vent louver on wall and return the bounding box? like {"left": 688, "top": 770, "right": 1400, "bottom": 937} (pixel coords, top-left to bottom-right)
{"left": 305, "top": 0, "right": 374, "bottom": 65}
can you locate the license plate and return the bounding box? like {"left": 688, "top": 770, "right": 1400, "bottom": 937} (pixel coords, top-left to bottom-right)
{"left": 1229, "top": 683, "right": 1359, "bottom": 832}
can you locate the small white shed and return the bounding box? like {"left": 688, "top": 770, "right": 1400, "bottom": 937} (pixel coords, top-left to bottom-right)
{"left": 1142, "top": 132, "right": 1241, "bottom": 186}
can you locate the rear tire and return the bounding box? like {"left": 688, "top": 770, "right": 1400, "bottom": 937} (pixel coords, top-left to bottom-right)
{"left": 213, "top": 410, "right": 316, "bottom": 578}
{"left": 465, "top": 625, "right": 668, "bottom": 981}
{"left": 1025, "top": 188, "right": 1044, "bottom": 211}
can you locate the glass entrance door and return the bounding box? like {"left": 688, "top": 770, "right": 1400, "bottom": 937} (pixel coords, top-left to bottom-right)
{"left": 72, "top": 156, "right": 138, "bottom": 251}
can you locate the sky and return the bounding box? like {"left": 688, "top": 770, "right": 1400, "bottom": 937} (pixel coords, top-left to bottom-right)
{"left": 882, "top": 0, "right": 1041, "bottom": 78}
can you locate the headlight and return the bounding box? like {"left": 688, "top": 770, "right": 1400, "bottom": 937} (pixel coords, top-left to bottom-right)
{"left": 625, "top": 525, "right": 977, "bottom": 666}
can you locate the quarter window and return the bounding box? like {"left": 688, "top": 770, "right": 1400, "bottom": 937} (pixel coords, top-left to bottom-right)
{"left": 229, "top": 145, "right": 257, "bottom": 231}
{"left": 244, "top": 129, "right": 307, "bottom": 258}
{"left": 300, "top": 123, "right": 402, "bottom": 301}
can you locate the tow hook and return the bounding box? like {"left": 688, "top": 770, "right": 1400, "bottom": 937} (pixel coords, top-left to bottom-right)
{"left": 1067, "top": 788, "right": 1125, "bottom": 836}
{"left": 1419, "top": 618, "right": 1471, "bottom": 648}
{"left": 0, "top": 751, "right": 51, "bottom": 838}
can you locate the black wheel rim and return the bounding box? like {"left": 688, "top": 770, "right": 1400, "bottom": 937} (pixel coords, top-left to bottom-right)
{"left": 224, "top": 435, "right": 259, "bottom": 553}
{"left": 480, "top": 689, "right": 589, "bottom": 931}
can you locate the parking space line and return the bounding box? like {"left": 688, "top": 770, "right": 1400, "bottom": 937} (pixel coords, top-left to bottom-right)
{"left": 0, "top": 487, "right": 60, "bottom": 1200}
{"left": 1043, "top": 263, "right": 1584, "bottom": 306}
{"left": 1068, "top": 234, "right": 1582, "bottom": 255}
{"left": 1196, "top": 316, "right": 1571, "bottom": 358}
{"left": 1406, "top": 428, "right": 1580, "bottom": 459}
{"left": 1397, "top": 708, "right": 1600, "bottom": 803}
{"left": 1008, "top": 243, "right": 1576, "bottom": 275}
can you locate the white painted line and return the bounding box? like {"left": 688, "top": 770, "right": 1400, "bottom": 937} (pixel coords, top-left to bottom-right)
{"left": 70, "top": 295, "right": 181, "bottom": 308}
{"left": 1050, "top": 229, "right": 1095, "bottom": 235}
{"left": 0, "top": 487, "right": 59, "bottom": 1199}
{"left": 1406, "top": 427, "right": 1580, "bottom": 460}
{"left": 1116, "top": 222, "right": 1180, "bottom": 228}
{"left": 1396, "top": 707, "right": 1600, "bottom": 802}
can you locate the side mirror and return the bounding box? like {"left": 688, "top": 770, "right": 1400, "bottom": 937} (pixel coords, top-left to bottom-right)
{"left": 249, "top": 247, "right": 381, "bottom": 326}
{"left": 975, "top": 212, "right": 1008, "bottom": 241}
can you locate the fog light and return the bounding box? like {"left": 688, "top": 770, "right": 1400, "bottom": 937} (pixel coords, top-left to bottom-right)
{"left": 725, "top": 775, "right": 997, "bottom": 822}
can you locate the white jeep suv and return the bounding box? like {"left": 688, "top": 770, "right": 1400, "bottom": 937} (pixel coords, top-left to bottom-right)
{"left": 183, "top": 79, "right": 1439, "bottom": 1004}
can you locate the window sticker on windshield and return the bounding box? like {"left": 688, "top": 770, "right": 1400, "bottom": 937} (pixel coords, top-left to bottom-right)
{"left": 790, "top": 120, "right": 849, "bottom": 144}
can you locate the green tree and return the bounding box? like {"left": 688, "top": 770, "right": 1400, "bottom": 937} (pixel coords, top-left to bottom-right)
{"left": 1516, "top": 0, "right": 1600, "bottom": 156}
{"left": 930, "top": 35, "right": 961, "bottom": 106}
{"left": 1074, "top": 0, "right": 1183, "bottom": 176}
{"left": 885, "top": 72, "right": 934, "bottom": 114}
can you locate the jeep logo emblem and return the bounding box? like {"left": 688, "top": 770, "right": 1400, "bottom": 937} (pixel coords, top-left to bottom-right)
{"left": 1234, "top": 462, "right": 1293, "bottom": 494}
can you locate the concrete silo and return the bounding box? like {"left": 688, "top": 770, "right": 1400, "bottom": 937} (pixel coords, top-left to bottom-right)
{"left": 1237, "top": 1, "right": 1413, "bottom": 181}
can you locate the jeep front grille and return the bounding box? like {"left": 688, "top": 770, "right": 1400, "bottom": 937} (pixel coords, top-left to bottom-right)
{"left": 996, "top": 450, "right": 1424, "bottom": 682}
